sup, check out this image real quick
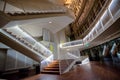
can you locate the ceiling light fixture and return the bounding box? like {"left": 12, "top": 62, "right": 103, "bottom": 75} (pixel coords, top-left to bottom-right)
{"left": 49, "top": 21, "right": 52, "bottom": 23}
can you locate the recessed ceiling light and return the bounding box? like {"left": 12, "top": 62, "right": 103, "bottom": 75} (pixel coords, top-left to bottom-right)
{"left": 49, "top": 21, "right": 52, "bottom": 23}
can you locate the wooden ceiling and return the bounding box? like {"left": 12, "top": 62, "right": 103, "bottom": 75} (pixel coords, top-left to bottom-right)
{"left": 65, "top": 0, "right": 111, "bottom": 41}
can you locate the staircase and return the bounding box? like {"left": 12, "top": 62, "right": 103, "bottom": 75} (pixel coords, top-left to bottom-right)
{"left": 41, "top": 60, "right": 60, "bottom": 75}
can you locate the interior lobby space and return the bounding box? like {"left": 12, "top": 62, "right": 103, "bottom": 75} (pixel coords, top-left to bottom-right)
{"left": 23, "top": 62, "right": 120, "bottom": 80}
{"left": 0, "top": 0, "right": 120, "bottom": 80}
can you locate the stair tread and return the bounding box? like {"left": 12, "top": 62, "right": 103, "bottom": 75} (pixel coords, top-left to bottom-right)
{"left": 50, "top": 63, "right": 59, "bottom": 64}
{"left": 49, "top": 63, "right": 59, "bottom": 65}
{"left": 44, "top": 69, "right": 59, "bottom": 71}
{"left": 42, "top": 70, "right": 59, "bottom": 72}
{"left": 47, "top": 66, "right": 59, "bottom": 67}
{"left": 45, "top": 67, "right": 59, "bottom": 69}
{"left": 52, "top": 62, "right": 59, "bottom": 63}
{"left": 46, "top": 67, "right": 59, "bottom": 68}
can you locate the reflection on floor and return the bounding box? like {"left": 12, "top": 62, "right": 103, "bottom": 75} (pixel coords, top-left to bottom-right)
{"left": 23, "top": 62, "right": 120, "bottom": 80}
{"left": 80, "top": 57, "right": 89, "bottom": 65}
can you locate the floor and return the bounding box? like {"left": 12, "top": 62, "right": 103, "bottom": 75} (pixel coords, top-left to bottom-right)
{"left": 23, "top": 62, "right": 120, "bottom": 80}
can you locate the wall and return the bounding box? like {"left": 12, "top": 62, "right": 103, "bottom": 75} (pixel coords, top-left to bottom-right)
{"left": 43, "top": 28, "right": 54, "bottom": 42}
{"left": 53, "top": 28, "right": 66, "bottom": 60}
{"left": 5, "top": 49, "right": 37, "bottom": 71}
{"left": 57, "top": 28, "right": 69, "bottom": 60}
{"left": 0, "top": 49, "right": 7, "bottom": 71}
{"left": 53, "top": 33, "right": 59, "bottom": 60}
{"left": 0, "top": 42, "right": 39, "bottom": 71}
{"left": 48, "top": 28, "right": 67, "bottom": 60}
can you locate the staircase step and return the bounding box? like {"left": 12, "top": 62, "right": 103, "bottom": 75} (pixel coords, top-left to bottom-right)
{"left": 41, "top": 60, "right": 60, "bottom": 75}
{"left": 46, "top": 66, "right": 59, "bottom": 68}
{"left": 52, "top": 61, "right": 59, "bottom": 63}
{"left": 48, "top": 65, "right": 59, "bottom": 67}
{"left": 44, "top": 68, "right": 59, "bottom": 71}
{"left": 45, "top": 67, "right": 59, "bottom": 69}
{"left": 41, "top": 71, "right": 60, "bottom": 74}
{"left": 50, "top": 63, "right": 59, "bottom": 65}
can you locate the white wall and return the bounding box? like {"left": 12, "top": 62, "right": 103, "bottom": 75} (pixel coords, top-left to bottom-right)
{"left": 53, "top": 33, "right": 60, "bottom": 59}
{"left": 58, "top": 29, "right": 66, "bottom": 43}
{"left": 57, "top": 28, "right": 68, "bottom": 60}
{"left": 53, "top": 28, "right": 66, "bottom": 60}
{"left": 43, "top": 28, "right": 54, "bottom": 42}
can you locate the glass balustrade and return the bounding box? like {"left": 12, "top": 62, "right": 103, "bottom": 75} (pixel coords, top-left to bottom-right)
{"left": 60, "top": 39, "right": 83, "bottom": 48}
